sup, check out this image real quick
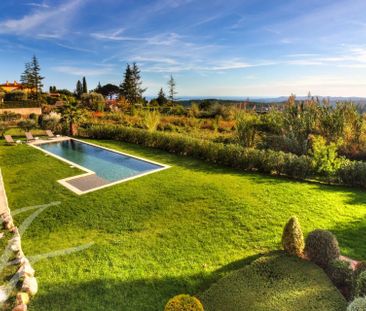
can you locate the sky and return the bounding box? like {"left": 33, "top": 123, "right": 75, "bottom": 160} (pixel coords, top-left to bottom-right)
{"left": 1, "top": 0, "right": 366, "bottom": 97}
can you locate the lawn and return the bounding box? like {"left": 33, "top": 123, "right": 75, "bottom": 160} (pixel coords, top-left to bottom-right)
{"left": 1, "top": 139, "right": 366, "bottom": 310}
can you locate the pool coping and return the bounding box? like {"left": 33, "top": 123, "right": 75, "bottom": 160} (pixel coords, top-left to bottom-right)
{"left": 29, "top": 137, "right": 171, "bottom": 195}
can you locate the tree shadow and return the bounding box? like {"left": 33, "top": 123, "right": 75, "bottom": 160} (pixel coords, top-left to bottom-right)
{"left": 30, "top": 252, "right": 263, "bottom": 311}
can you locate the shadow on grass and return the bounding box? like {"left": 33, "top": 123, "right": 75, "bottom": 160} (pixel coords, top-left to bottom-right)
{"left": 331, "top": 219, "right": 366, "bottom": 260}
{"left": 30, "top": 253, "right": 264, "bottom": 311}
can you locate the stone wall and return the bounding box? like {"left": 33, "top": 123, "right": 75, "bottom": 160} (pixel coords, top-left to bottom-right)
{"left": 0, "top": 107, "right": 42, "bottom": 117}
{"left": 0, "top": 170, "right": 37, "bottom": 311}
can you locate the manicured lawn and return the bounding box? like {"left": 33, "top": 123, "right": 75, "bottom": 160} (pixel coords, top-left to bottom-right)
{"left": 201, "top": 251, "right": 346, "bottom": 311}
{"left": 1, "top": 139, "right": 366, "bottom": 310}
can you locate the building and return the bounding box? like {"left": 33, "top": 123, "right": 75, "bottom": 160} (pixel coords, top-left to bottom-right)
{"left": 0, "top": 81, "right": 34, "bottom": 93}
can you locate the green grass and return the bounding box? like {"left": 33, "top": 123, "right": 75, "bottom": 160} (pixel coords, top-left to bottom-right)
{"left": 1, "top": 139, "right": 366, "bottom": 310}
{"left": 200, "top": 251, "right": 347, "bottom": 311}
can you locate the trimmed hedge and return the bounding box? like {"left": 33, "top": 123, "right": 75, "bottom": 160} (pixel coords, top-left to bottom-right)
{"left": 80, "top": 124, "right": 366, "bottom": 187}
{"left": 165, "top": 294, "right": 204, "bottom": 311}
{"left": 305, "top": 230, "right": 340, "bottom": 268}
{"left": 80, "top": 124, "right": 314, "bottom": 179}
{"left": 281, "top": 216, "right": 304, "bottom": 257}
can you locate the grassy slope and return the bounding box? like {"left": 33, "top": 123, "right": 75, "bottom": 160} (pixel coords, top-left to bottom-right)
{"left": 0, "top": 139, "right": 365, "bottom": 310}
{"left": 200, "top": 251, "right": 346, "bottom": 311}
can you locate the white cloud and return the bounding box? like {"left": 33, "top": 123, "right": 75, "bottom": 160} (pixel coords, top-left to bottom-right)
{"left": 52, "top": 65, "right": 114, "bottom": 76}
{"left": 0, "top": 0, "right": 84, "bottom": 36}
{"left": 26, "top": 2, "right": 50, "bottom": 8}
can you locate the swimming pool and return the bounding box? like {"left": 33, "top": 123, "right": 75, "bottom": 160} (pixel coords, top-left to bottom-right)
{"left": 32, "top": 138, "right": 169, "bottom": 194}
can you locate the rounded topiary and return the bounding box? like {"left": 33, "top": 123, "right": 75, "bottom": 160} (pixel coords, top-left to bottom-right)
{"left": 281, "top": 216, "right": 304, "bottom": 257}
{"left": 355, "top": 270, "right": 366, "bottom": 297}
{"left": 347, "top": 297, "right": 366, "bottom": 311}
{"left": 304, "top": 229, "right": 340, "bottom": 267}
{"left": 164, "top": 294, "right": 204, "bottom": 311}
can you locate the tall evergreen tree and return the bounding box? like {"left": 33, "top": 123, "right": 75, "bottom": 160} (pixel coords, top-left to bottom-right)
{"left": 75, "top": 80, "right": 83, "bottom": 98}
{"left": 20, "top": 55, "right": 44, "bottom": 98}
{"left": 120, "top": 63, "right": 146, "bottom": 105}
{"left": 82, "top": 77, "right": 88, "bottom": 93}
{"left": 167, "top": 75, "right": 177, "bottom": 105}
{"left": 157, "top": 88, "right": 167, "bottom": 106}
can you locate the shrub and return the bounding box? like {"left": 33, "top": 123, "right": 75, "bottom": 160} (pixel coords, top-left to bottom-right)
{"left": 164, "top": 294, "right": 204, "bottom": 311}
{"left": 337, "top": 160, "right": 366, "bottom": 188}
{"left": 355, "top": 271, "right": 366, "bottom": 297}
{"left": 235, "top": 112, "right": 261, "bottom": 147}
{"left": 309, "top": 135, "right": 343, "bottom": 178}
{"left": 354, "top": 261, "right": 366, "bottom": 277}
{"left": 304, "top": 230, "right": 340, "bottom": 267}
{"left": 281, "top": 216, "right": 304, "bottom": 257}
{"left": 325, "top": 259, "right": 353, "bottom": 288}
{"left": 143, "top": 110, "right": 160, "bottom": 132}
{"left": 347, "top": 297, "right": 366, "bottom": 311}
{"left": 18, "top": 119, "right": 36, "bottom": 132}
{"left": 4, "top": 90, "right": 27, "bottom": 101}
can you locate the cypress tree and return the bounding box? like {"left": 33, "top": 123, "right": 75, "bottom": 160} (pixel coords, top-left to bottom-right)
{"left": 82, "top": 77, "right": 88, "bottom": 93}
{"left": 75, "top": 80, "right": 83, "bottom": 98}
{"left": 157, "top": 88, "right": 167, "bottom": 106}
{"left": 282, "top": 216, "right": 304, "bottom": 257}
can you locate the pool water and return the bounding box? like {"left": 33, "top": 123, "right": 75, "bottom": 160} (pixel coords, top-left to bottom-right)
{"left": 38, "top": 139, "right": 163, "bottom": 182}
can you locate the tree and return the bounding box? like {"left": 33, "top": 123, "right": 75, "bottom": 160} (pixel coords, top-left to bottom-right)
{"left": 95, "top": 83, "right": 120, "bottom": 99}
{"left": 75, "top": 80, "right": 83, "bottom": 98}
{"left": 80, "top": 92, "right": 105, "bottom": 111}
{"left": 20, "top": 55, "right": 44, "bottom": 98}
{"left": 82, "top": 77, "right": 88, "bottom": 93}
{"left": 157, "top": 88, "right": 168, "bottom": 106}
{"left": 119, "top": 63, "right": 146, "bottom": 105}
{"left": 167, "top": 75, "right": 177, "bottom": 105}
{"left": 59, "top": 103, "right": 86, "bottom": 135}
{"left": 281, "top": 216, "right": 304, "bottom": 257}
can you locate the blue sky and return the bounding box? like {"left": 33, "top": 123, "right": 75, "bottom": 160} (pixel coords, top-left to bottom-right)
{"left": 1, "top": 0, "right": 366, "bottom": 97}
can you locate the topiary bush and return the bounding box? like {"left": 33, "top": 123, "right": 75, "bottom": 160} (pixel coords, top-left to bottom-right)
{"left": 304, "top": 230, "right": 340, "bottom": 267}
{"left": 281, "top": 216, "right": 304, "bottom": 257}
{"left": 347, "top": 297, "right": 366, "bottom": 311}
{"left": 355, "top": 270, "right": 366, "bottom": 298}
{"left": 164, "top": 294, "right": 204, "bottom": 311}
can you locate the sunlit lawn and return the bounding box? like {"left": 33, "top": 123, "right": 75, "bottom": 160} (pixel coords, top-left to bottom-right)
{"left": 1, "top": 139, "right": 366, "bottom": 310}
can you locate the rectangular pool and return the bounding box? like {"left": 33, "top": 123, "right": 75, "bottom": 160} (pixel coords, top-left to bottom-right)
{"left": 34, "top": 139, "right": 168, "bottom": 194}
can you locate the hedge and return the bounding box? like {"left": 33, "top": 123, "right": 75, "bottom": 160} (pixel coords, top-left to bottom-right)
{"left": 79, "top": 124, "right": 366, "bottom": 188}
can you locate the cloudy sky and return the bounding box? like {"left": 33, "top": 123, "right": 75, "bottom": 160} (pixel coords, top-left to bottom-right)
{"left": 1, "top": 0, "right": 366, "bottom": 97}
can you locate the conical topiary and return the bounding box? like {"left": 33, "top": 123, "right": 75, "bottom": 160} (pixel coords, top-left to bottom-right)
{"left": 281, "top": 216, "right": 304, "bottom": 257}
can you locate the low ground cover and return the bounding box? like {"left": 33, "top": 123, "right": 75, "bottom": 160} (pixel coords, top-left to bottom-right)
{"left": 1, "top": 139, "right": 366, "bottom": 310}
{"left": 200, "top": 251, "right": 347, "bottom": 311}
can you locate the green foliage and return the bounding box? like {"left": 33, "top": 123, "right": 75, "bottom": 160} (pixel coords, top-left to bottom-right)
{"left": 336, "top": 160, "right": 366, "bottom": 188}
{"left": 143, "top": 110, "right": 161, "bottom": 132}
{"left": 347, "top": 297, "right": 366, "bottom": 311}
{"left": 235, "top": 112, "right": 261, "bottom": 147}
{"left": 188, "top": 103, "right": 200, "bottom": 118}
{"left": 81, "top": 124, "right": 314, "bottom": 180}
{"left": 80, "top": 92, "right": 105, "bottom": 111}
{"left": 281, "top": 216, "right": 304, "bottom": 256}
{"left": 82, "top": 76, "right": 88, "bottom": 94}
{"left": 157, "top": 88, "right": 168, "bottom": 106}
{"left": 0, "top": 111, "right": 21, "bottom": 122}
{"left": 309, "top": 135, "right": 343, "bottom": 177}
{"left": 164, "top": 294, "right": 204, "bottom": 311}
{"left": 201, "top": 252, "right": 346, "bottom": 311}
{"left": 120, "top": 63, "right": 146, "bottom": 105}
{"left": 4, "top": 90, "right": 27, "bottom": 101}
{"left": 75, "top": 80, "right": 83, "bottom": 98}
{"left": 20, "top": 55, "right": 44, "bottom": 98}
{"left": 17, "top": 119, "right": 36, "bottom": 132}
{"left": 0, "top": 122, "right": 8, "bottom": 136}
{"left": 325, "top": 259, "right": 353, "bottom": 288}
{"left": 355, "top": 271, "right": 366, "bottom": 297}
{"left": 305, "top": 230, "right": 340, "bottom": 267}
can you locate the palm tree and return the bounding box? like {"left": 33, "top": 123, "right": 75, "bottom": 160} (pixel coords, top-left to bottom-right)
{"left": 59, "top": 103, "right": 85, "bottom": 136}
